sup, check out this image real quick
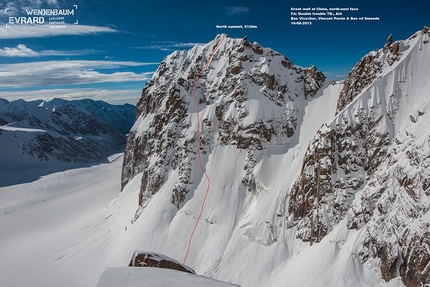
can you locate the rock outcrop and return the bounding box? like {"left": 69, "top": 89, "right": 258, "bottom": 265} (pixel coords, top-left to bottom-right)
{"left": 336, "top": 33, "right": 404, "bottom": 114}
{"left": 129, "top": 251, "right": 196, "bottom": 274}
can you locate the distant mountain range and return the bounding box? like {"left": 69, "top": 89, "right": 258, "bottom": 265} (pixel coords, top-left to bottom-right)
{"left": 0, "top": 98, "right": 135, "bottom": 166}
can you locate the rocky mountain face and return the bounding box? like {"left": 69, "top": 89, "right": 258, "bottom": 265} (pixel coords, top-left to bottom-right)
{"left": 122, "top": 34, "right": 325, "bottom": 209}
{"left": 121, "top": 30, "right": 429, "bottom": 287}
{"left": 336, "top": 34, "right": 402, "bottom": 114}
{"left": 286, "top": 27, "right": 430, "bottom": 286}
{"left": 0, "top": 98, "right": 135, "bottom": 163}
{"left": 68, "top": 99, "right": 136, "bottom": 134}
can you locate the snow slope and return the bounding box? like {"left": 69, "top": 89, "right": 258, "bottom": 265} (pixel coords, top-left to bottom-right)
{"left": 95, "top": 267, "right": 240, "bottom": 287}
{"left": 0, "top": 154, "right": 239, "bottom": 287}
{"left": 0, "top": 154, "right": 126, "bottom": 287}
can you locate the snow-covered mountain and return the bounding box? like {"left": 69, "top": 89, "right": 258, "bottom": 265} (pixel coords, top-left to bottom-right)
{"left": 286, "top": 28, "right": 430, "bottom": 286}
{"left": 120, "top": 28, "right": 430, "bottom": 287}
{"left": 0, "top": 98, "right": 134, "bottom": 185}
{"left": 122, "top": 34, "right": 325, "bottom": 209}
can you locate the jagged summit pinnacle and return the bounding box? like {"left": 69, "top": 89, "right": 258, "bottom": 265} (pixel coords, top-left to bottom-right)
{"left": 214, "top": 33, "right": 228, "bottom": 41}
{"left": 385, "top": 34, "right": 393, "bottom": 48}
{"left": 336, "top": 27, "right": 429, "bottom": 113}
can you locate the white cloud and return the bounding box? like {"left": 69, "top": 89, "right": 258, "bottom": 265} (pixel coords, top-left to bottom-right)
{"left": 134, "top": 41, "right": 205, "bottom": 51}
{"left": 226, "top": 6, "right": 250, "bottom": 15}
{"left": 171, "top": 42, "right": 204, "bottom": 48}
{"left": 38, "top": 49, "right": 99, "bottom": 56}
{"left": 0, "top": 88, "right": 142, "bottom": 105}
{"left": 0, "top": 25, "right": 117, "bottom": 39}
{"left": 139, "top": 45, "right": 172, "bottom": 51}
{"left": 0, "top": 44, "right": 37, "bottom": 57}
{"left": 46, "top": 0, "right": 59, "bottom": 5}
{"left": 0, "top": 44, "right": 95, "bottom": 57}
{"left": 0, "top": 60, "right": 157, "bottom": 87}
{"left": 335, "top": 74, "right": 348, "bottom": 78}
{"left": 4, "top": 0, "right": 60, "bottom": 12}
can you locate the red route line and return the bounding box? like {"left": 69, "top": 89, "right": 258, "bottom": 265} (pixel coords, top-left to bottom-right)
{"left": 183, "top": 34, "right": 226, "bottom": 265}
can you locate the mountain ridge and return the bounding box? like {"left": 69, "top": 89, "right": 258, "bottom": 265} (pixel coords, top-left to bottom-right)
{"left": 119, "top": 29, "right": 429, "bottom": 286}
{"left": 0, "top": 98, "right": 135, "bottom": 186}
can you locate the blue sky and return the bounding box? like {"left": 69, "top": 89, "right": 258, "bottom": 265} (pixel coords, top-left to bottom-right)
{"left": 0, "top": 0, "right": 428, "bottom": 105}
